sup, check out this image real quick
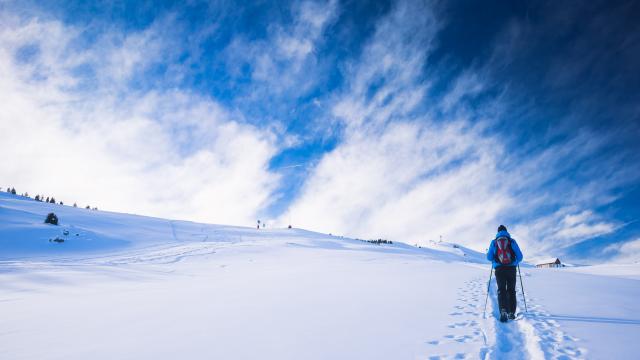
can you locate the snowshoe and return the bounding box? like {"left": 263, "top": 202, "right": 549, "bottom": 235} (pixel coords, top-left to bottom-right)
{"left": 508, "top": 312, "right": 516, "bottom": 320}
{"left": 499, "top": 310, "right": 508, "bottom": 323}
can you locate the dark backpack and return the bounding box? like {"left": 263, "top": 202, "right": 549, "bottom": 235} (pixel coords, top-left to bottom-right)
{"left": 494, "top": 237, "right": 515, "bottom": 265}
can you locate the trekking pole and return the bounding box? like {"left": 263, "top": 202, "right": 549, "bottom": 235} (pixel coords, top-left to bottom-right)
{"left": 517, "top": 265, "right": 528, "bottom": 313}
{"left": 483, "top": 267, "right": 493, "bottom": 318}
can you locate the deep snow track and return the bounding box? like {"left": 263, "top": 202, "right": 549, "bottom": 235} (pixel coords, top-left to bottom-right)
{"left": 483, "top": 271, "right": 587, "bottom": 360}
{"left": 422, "top": 269, "right": 589, "bottom": 360}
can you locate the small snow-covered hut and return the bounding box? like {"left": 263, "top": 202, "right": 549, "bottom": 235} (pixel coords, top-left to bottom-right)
{"left": 536, "top": 258, "right": 563, "bottom": 268}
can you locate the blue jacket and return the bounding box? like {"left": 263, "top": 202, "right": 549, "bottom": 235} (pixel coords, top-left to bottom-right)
{"left": 486, "top": 230, "right": 523, "bottom": 268}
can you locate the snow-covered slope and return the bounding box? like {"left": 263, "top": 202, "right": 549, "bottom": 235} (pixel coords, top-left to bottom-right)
{"left": 1, "top": 192, "right": 639, "bottom": 359}
{"left": 0, "top": 191, "right": 483, "bottom": 262}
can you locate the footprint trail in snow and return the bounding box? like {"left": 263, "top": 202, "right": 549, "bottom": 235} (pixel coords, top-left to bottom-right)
{"left": 426, "top": 276, "right": 489, "bottom": 359}
{"left": 483, "top": 270, "right": 587, "bottom": 359}
{"left": 426, "top": 272, "right": 587, "bottom": 360}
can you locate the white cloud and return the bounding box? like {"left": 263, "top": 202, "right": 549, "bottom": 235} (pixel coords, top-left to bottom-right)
{"left": 225, "top": 0, "right": 337, "bottom": 95}
{"left": 511, "top": 207, "right": 618, "bottom": 257}
{"left": 558, "top": 210, "right": 616, "bottom": 238}
{"left": 284, "top": 120, "right": 512, "bottom": 246}
{"left": 332, "top": 0, "right": 437, "bottom": 130}
{"left": 604, "top": 238, "right": 640, "bottom": 264}
{"left": 0, "top": 13, "right": 280, "bottom": 225}
{"left": 441, "top": 71, "right": 485, "bottom": 112}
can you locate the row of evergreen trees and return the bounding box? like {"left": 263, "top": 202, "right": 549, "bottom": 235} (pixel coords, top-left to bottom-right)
{"left": 35, "top": 195, "right": 59, "bottom": 203}
{"left": 361, "top": 238, "right": 393, "bottom": 245}
{"left": 4, "top": 186, "right": 98, "bottom": 210}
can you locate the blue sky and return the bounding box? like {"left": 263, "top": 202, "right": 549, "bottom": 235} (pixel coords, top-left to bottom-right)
{"left": 1, "top": 0, "right": 639, "bottom": 262}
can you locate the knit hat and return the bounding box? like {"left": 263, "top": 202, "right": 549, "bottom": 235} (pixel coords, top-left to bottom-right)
{"left": 497, "top": 225, "right": 507, "bottom": 232}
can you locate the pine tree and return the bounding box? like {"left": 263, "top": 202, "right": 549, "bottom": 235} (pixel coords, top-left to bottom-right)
{"left": 46, "top": 197, "right": 50, "bottom": 202}
{"left": 73, "top": 203, "right": 77, "bottom": 207}
{"left": 44, "top": 212, "right": 59, "bottom": 225}
{"left": 35, "top": 195, "right": 40, "bottom": 201}
{"left": 11, "top": 188, "right": 16, "bottom": 195}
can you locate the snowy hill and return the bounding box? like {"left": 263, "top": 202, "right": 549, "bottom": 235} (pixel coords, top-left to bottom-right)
{"left": 1, "top": 192, "right": 639, "bottom": 359}
{"left": 0, "top": 191, "right": 482, "bottom": 263}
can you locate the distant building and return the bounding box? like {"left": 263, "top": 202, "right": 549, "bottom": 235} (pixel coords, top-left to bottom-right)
{"left": 536, "top": 258, "right": 563, "bottom": 268}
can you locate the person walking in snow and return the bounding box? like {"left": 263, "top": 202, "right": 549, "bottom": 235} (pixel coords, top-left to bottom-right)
{"left": 486, "top": 225, "right": 523, "bottom": 322}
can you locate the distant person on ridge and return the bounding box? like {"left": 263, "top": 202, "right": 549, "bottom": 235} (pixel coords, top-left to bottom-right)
{"left": 486, "top": 225, "right": 523, "bottom": 322}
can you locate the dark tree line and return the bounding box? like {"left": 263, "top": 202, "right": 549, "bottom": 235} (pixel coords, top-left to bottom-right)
{"left": 361, "top": 238, "right": 393, "bottom": 245}
{"left": 356, "top": 239, "right": 393, "bottom": 245}
{"left": 6, "top": 186, "right": 97, "bottom": 210}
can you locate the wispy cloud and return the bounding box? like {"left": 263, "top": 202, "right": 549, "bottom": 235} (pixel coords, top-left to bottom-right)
{"left": 281, "top": 0, "right": 509, "bottom": 246}
{"left": 224, "top": 0, "right": 337, "bottom": 96}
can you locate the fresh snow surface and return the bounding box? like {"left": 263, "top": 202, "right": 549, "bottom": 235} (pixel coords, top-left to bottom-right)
{"left": 1, "top": 192, "right": 640, "bottom": 359}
